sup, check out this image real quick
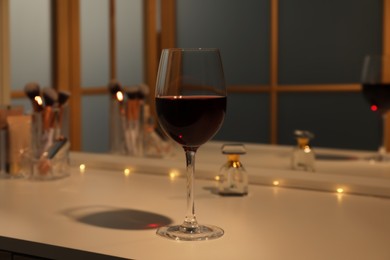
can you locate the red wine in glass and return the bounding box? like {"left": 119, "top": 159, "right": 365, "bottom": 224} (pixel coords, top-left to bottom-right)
{"left": 361, "top": 55, "right": 390, "bottom": 160}
{"left": 155, "top": 95, "right": 226, "bottom": 147}
{"left": 362, "top": 83, "right": 390, "bottom": 114}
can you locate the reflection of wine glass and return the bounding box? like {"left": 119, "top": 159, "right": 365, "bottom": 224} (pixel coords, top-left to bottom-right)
{"left": 155, "top": 48, "right": 226, "bottom": 241}
{"left": 362, "top": 55, "right": 390, "bottom": 160}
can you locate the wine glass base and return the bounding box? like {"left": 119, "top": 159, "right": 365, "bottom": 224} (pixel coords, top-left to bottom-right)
{"left": 156, "top": 224, "right": 224, "bottom": 241}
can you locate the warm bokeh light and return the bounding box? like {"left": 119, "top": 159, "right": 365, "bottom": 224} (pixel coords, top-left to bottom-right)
{"left": 336, "top": 188, "right": 344, "bottom": 193}
{"left": 79, "top": 164, "right": 86, "bottom": 172}
{"left": 34, "top": 96, "right": 43, "bottom": 105}
{"left": 169, "top": 170, "right": 179, "bottom": 180}
{"left": 273, "top": 180, "right": 280, "bottom": 186}
{"left": 215, "top": 175, "right": 221, "bottom": 181}
{"left": 116, "top": 91, "right": 124, "bottom": 102}
{"left": 124, "top": 168, "right": 131, "bottom": 176}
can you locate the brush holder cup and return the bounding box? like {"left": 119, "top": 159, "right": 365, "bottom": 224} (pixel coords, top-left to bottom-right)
{"left": 20, "top": 143, "right": 70, "bottom": 181}
{"left": 21, "top": 109, "right": 71, "bottom": 181}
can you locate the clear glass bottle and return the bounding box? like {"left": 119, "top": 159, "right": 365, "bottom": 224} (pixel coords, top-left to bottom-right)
{"left": 291, "top": 130, "right": 315, "bottom": 172}
{"left": 218, "top": 144, "right": 248, "bottom": 196}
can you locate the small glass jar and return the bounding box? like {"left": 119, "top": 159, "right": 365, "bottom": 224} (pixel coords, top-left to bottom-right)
{"left": 218, "top": 144, "right": 248, "bottom": 196}
{"left": 291, "top": 130, "right": 315, "bottom": 172}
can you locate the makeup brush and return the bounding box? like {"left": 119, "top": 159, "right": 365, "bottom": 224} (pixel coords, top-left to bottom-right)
{"left": 58, "top": 90, "right": 70, "bottom": 107}
{"left": 42, "top": 87, "right": 58, "bottom": 129}
{"left": 24, "top": 82, "right": 43, "bottom": 112}
{"left": 55, "top": 90, "right": 71, "bottom": 139}
{"left": 42, "top": 87, "right": 58, "bottom": 106}
{"left": 125, "top": 86, "right": 139, "bottom": 121}
{"left": 112, "top": 88, "right": 132, "bottom": 154}
{"left": 42, "top": 87, "right": 58, "bottom": 152}
{"left": 24, "top": 82, "right": 44, "bottom": 158}
{"left": 136, "top": 84, "right": 149, "bottom": 156}
{"left": 124, "top": 86, "right": 140, "bottom": 155}
{"left": 138, "top": 83, "right": 150, "bottom": 100}
{"left": 108, "top": 80, "right": 123, "bottom": 98}
{"left": 108, "top": 80, "right": 128, "bottom": 154}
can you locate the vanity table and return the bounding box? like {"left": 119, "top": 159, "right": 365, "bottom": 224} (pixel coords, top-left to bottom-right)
{"left": 1, "top": 142, "right": 390, "bottom": 260}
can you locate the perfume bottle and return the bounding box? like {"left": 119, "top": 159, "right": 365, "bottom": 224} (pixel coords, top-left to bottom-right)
{"left": 291, "top": 130, "right": 315, "bottom": 172}
{"left": 218, "top": 144, "right": 248, "bottom": 196}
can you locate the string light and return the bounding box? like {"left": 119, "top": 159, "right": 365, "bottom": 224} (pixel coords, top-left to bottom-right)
{"left": 169, "top": 170, "right": 179, "bottom": 180}
{"left": 79, "top": 164, "right": 86, "bottom": 172}
{"left": 124, "top": 168, "right": 131, "bottom": 176}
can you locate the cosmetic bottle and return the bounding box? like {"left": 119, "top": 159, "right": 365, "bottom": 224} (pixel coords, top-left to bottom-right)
{"left": 0, "top": 106, "right": 25, "bottom": 177}
{"left": 218, "top": 144, "right": 248, "bottom": 196}
{"left": 0, "top": 127, "right": 8, "bottom": 176}
{"left": 291, "top": 130, "right": 315, "bottom": 172}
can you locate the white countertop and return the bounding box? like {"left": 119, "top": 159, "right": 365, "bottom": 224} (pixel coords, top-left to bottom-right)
{"left": 1, "top": 142, "right": 390, "bottom": 259}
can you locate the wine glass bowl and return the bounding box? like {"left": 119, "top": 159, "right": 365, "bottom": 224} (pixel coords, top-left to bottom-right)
{"left": 362, "top": 55, "right": 390, "bottom": 160}
{"left": 155, "top": 48, "right": 226, "bottom": 241}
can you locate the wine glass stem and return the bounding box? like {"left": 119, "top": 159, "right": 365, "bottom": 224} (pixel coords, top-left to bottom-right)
{"left": 181, "top": 148, "right": 199, "bottom": 232}
{"left": 380, "top": 113, "right": 388, "bottom": 158}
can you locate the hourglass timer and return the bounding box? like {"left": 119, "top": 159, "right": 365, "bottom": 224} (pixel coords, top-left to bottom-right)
{"left": 218, "top": 144, "right": 248, "bottom": 196}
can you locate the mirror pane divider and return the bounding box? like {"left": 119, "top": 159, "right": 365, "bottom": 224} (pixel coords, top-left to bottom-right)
{"left": 144, "top": 0, "right": 159, "bottom": 114}
{"left": 269, "top": 0, "right": 279, "bottom": 144}
{"left": 53, "top": 0, "right": 82, "bottom": 151}
{"left": 0, "top": 0, "right": 10, "bottom": 106}
{"left": 160, "top": 0, "right": 176, "bottom": 50}
{"left": 109, "top": 0, "right": 117, "bottom": 80}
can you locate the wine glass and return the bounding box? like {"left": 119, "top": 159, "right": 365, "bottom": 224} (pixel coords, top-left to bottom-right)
{"left": 362, "top": 54, "right": 390, "bottom": 161}
{"left": 155, "top": 48, "right": 226, "bottom": 241}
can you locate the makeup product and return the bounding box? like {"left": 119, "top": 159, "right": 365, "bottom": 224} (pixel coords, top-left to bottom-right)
{"left": 291, "top": 130, "right": 315, "bottom": 172}
{"left": 0, "top": 106, "right": 24, "bottom": 176}
{"left": 0, "top": 128, "right": 7, "bottom": 175}
{"left": 7, "top": 115, "right": 31, "bottom": 176}
{"left": 24, "top": 82, "right": 43, "bottom": 112}
{"left": 46, "top": 137, "right": 68, "bottom": 159}
{"left": 24, "top": 83, "right": 44, "bottom": 158}
{"left": 136, "top": 84, "right": 150, "bottom": 156}
{"left": 142, "top": 104, "right": 166, "bottom": 157}
{"left": 125, "top": 86, "right": 140, "bottom": 155}
{"left": 53, "top": 90, "right": 71, "bottom": 139}
{"left": 0, "top": 106, "right": 24, "bottom": 124}
{"left": 108, "top": 80, "right": 122, "bottom": 98}
{"left": 108, "top": 81, "right": 127, "bottom": 154}
{"left": 36, "top": 137, "right": 70, "bottom": 177}
{"left": 42, "top": 87, "right": 58, "bottom": 152}
{"left": 218, "top": 144, "right": 248, "bottom": 196}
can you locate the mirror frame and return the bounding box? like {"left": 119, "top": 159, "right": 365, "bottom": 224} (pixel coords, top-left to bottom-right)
{"left": 0, "top": 0, "right": 10, "bottom": 106}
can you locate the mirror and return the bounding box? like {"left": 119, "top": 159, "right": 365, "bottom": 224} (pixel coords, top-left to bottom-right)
{"left": 80, "top": 0, "right": 145, "bottom": 153}
{"left": 9, "top": 0, "right": 52, "bottom": 111}
{"left": 5, "top": 0, "right": 385, "bottom": 153}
